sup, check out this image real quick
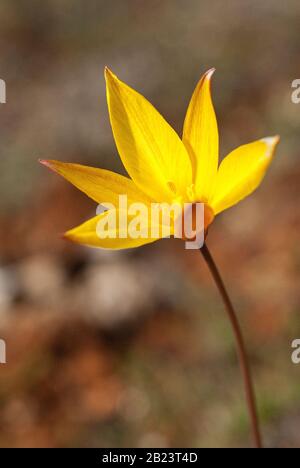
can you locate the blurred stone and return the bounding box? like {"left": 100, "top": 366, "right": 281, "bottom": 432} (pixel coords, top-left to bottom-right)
{"left": 81, "top": 261, "right": 156, "bottom": 329}
{"left": 17, "top": 254, "right": 65, "bottom": 307}
{"left": 0, "top": 265, "right": 17, "bottom": 317}
{"left": 266, "top": 411, "right": 300, "bottom": 448}
{"left": 138, "top": 432, "right": 169, "bottom": 448}
{"left": 86, "top": 247, "right": 130, "bottom": 264}
{"left": 119, "top": 386, "right": 150, "bottom": 422}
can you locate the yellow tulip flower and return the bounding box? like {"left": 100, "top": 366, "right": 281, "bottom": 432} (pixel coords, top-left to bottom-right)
{"left": 40, "top": 67, "right": 280, "bottom": 447}
{"left": 40, "top": 68, "right": 279, "bottom": 248}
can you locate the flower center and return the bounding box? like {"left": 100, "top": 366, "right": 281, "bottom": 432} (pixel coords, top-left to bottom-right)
{"left": 179, "top": 202, "right": 214, "bottom": 240}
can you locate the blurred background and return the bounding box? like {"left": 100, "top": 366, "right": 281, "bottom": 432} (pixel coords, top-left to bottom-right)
{"left": 0, "top": 0, "right": 299, "bottom": 448}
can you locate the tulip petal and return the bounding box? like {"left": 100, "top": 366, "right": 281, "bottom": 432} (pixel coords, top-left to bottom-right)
{"left": 64, "top": 209, "right": 172, "bottom": 249}
{"left": 183, "top": 69, "right": 219, "bottom": 202}
{"left": 210, "top": 136, "right": 279, "bottom": 214}
{"left": 39, "top": 160, "right": 152, "bottom": 206}
{"left": 105, "top": 68, "right": 192, "bottom": 202}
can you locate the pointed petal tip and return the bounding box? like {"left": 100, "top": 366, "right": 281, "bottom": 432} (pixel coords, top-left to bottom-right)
{"left": 268, "top": 135, "right": 280, "bottom": 143}
{"left": 104, "top": 66, "right": 117, "bottom": 82}
{"left": 38, "top": 159, "right": 59, "bottom": 173}
{"left": 38, "top": 158, "right": 49, "bottom": 166}
{"left": 203, "top": 68, "right": 216, "bottom": 83}
{"left": 61, "top": 230, "right": 74, "bottom": 243}
{"left": 261, "top": 135, "right": 280, "bottom": 153}
{"left": 194, "top": 68, "right": 216, "bottom": 95}
{"left": 206, "top": 67, "right": 216, "bottom": 78}
{"left": 62, "top": 229, "right": 90, "bottom": 247}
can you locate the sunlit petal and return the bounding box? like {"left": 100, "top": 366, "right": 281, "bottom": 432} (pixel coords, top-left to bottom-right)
{"left": 64, "top": 209, "right": 172, "bottom": 249}
{"left": 105, "top": 68, "right": 192, "bottom": 202}
{"left": 183, "top": 69, "right": 219, "bottom": 202}
{"left": 210, "top": 136, "right": 280, "bottom": 214}
{"left": 39, "top": 159, "right": 152, "bottom": 206}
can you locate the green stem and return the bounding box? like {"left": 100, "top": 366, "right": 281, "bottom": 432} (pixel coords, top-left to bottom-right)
{"left": 200, "top": 243, "right": 262, "bottom": 448}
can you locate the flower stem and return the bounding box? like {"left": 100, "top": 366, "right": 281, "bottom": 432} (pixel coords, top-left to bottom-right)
{"left": 200, "top": 243, "right": 262, "bottom": 448}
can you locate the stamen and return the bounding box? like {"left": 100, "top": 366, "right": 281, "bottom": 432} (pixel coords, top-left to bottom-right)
{"left": 187, "top": 184, "right": 196, "bottom": 202}
{"left": 167, "top": 180, "right": 177, "bottom": 194}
